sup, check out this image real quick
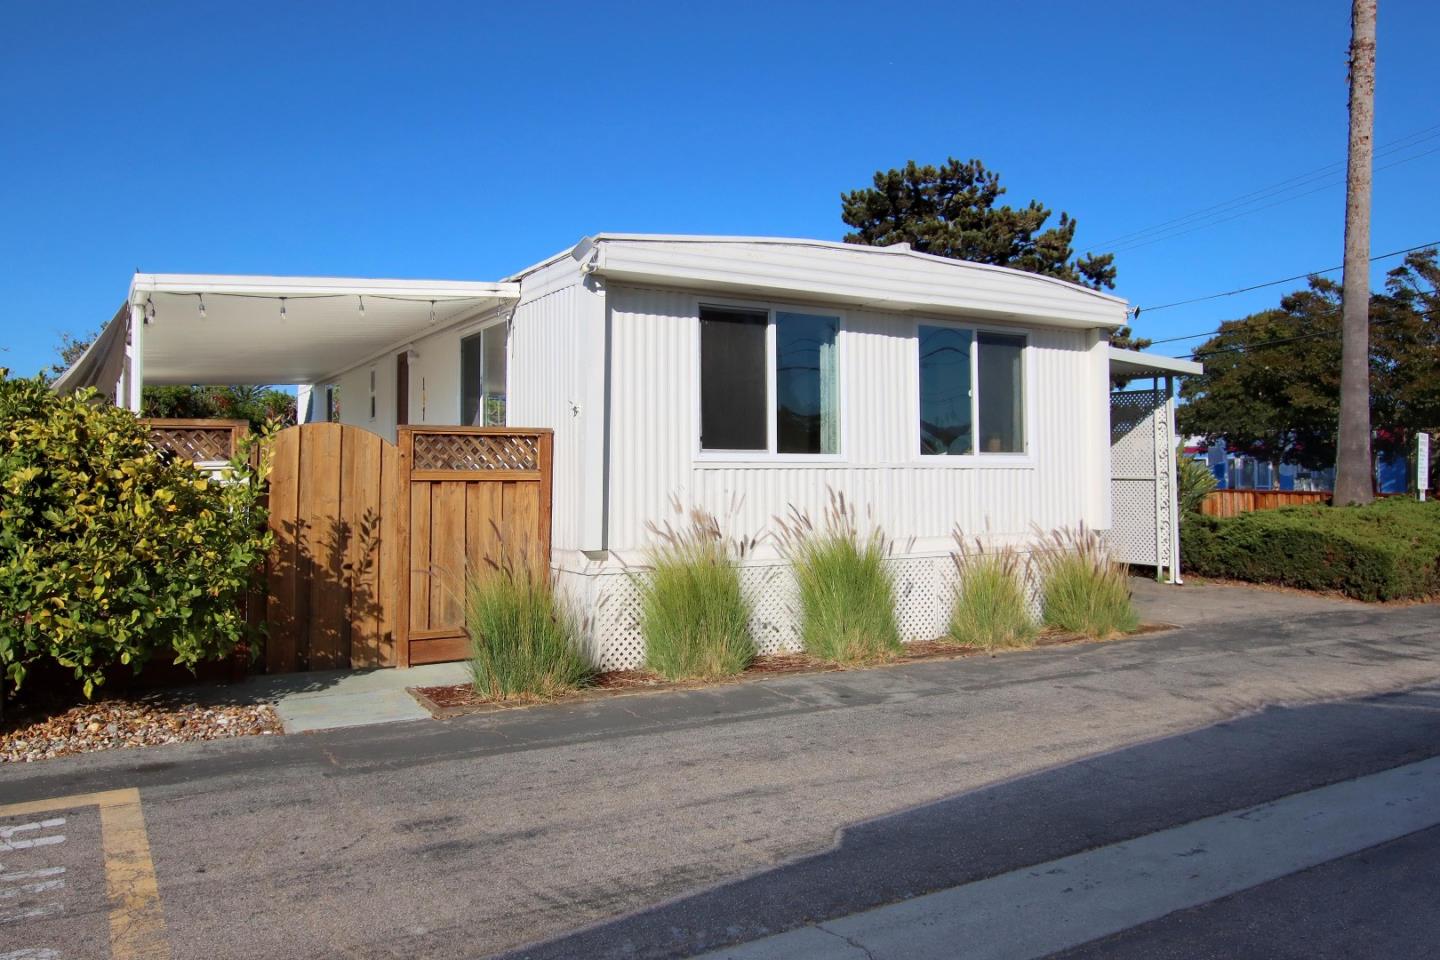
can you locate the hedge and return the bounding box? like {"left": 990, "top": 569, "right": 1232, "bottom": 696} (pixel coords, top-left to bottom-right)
{"left": 1180, "top": 497, "right": 1440, "bottom": 601}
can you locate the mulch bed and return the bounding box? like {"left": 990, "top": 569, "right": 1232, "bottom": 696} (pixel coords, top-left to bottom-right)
{"left": 411, "top": 624, "right": 1176, "bottom": 719}
{"left": 1, "top": 698, "right": 282, "bottom": 763}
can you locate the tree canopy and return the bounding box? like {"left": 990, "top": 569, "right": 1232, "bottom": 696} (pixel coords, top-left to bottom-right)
{"left": 840, "top": 157, "right": 1118, "bottom": 291}
{"left": 1178, "top": 249, "right": 1440, "bottom": 474}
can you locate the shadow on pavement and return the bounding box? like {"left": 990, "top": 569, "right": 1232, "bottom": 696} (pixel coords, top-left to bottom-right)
{"left": 501, "top": 685, "right": 1440, "bottom": 960}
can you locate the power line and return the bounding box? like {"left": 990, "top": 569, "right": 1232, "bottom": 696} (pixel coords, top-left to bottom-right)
{"left": 1109, "top": 145, "right": 1440, "bottom": 255}
{"left": 1134, "top": 240, "right": 1439, "bottom": 317}
{"left": 1091, "top": 121, "right": 1440, "bottom": 250}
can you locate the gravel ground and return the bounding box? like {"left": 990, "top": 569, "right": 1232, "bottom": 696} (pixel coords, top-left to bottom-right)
{"left": 1, "top": 698, "right": 281, "bottom": 763}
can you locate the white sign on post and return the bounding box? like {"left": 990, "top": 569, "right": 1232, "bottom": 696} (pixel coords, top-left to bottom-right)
{"left": 1419, "top": 432, "right": 1431, "bottom": 502}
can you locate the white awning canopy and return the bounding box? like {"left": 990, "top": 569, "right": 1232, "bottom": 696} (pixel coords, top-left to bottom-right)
{"left": 126, "top": 274, "right": 520, "bottom": 385}
{"left": 1108, "top": 346, "right": 1204, "bottom": 378}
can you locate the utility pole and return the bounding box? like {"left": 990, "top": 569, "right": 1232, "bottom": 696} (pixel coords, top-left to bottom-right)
{"left": 1334, "top": 0, "right": 1377, "bottom": 505}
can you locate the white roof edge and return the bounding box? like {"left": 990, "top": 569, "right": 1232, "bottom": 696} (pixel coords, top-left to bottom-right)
{"left": 1109, "top": 346, "right": 1204, "bottom": 376}
{"left": 584, "top": 233, "right": 1129, "bottom": 305}
{"left": 129, "top": 273, "right": 520, "bottom": 304}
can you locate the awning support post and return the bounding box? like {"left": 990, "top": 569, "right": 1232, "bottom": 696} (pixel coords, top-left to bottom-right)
{"left": 125, "top": 301, "right": 144, "bottom": 413}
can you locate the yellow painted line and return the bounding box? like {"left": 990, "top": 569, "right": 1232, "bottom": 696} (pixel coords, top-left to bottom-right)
{"left": 0, "top": 788, "right": 170, "bottom": 960}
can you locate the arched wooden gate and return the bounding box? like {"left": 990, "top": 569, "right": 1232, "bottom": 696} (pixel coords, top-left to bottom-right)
{"left": 261, "top": 423, "right": 552, "bottom": 672}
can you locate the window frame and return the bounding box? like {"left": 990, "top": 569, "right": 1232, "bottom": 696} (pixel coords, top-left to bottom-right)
{"left": 910, "top": 317, "right": 1035, "bottom": 468}
{"left": 692, "top": 295, "right": 847, "bottom": 464}
{"left": 458, "top": 315, "right": 510, "bottom": 427}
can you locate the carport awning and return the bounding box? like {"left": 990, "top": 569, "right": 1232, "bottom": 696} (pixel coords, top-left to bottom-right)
{"left": 1109, "top": 346, "right": 1203, "bottom": 379}
{"left": 128, "top": 274, "right": 520, "bottom": 385}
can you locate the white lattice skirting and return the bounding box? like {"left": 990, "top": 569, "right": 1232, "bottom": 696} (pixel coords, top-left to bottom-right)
{"left": 557, "top": 555, "right": 1046, "bottom": 672}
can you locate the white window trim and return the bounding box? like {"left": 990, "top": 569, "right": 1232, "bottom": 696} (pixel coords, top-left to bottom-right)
{"left": 911, "top": 317, "right": 1036, "bottom": 468}
{"left": 691, "top": 295, "right": 849, "bottom": 464}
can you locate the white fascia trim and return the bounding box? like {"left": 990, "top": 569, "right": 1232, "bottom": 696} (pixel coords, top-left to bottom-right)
{"left": 586, "top": 233, "right": 1128, "bottom": 306}
{"left": 129, "top": 273, "right": 520, "bottom": 304}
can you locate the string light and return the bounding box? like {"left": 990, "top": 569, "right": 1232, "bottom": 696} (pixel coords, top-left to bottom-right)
{"left": 357, "top": 295, "right": 365, "bottom": 317}
{"left": 280, "top": 297, "right": 288, "bottom": 320}
{"left": 428, "top": 300, "right": 435, "bottom": 324}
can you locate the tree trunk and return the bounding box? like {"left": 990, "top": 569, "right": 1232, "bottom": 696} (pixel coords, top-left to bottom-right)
{"left": 1335, "top": 0, "right": 1377, "bottom": 506}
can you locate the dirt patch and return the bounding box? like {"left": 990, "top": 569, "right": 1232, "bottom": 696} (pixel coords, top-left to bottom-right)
{"left": 1, "top": 698, "right": 282, "bottom": 763}
{"left": 410, "top": 624, "right": 1177, "bottom": 719}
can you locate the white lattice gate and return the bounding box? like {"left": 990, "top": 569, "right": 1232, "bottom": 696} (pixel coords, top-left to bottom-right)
{"left": 1110, "top": 385, "right": 1180, "bottom": 579}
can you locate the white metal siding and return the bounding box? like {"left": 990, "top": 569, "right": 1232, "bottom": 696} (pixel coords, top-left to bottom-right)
{"left": 508, "top": 267, "right": 591, "bottom": 557}
{"left": 604, "top": 284, "right": 1108, "bottom": 557}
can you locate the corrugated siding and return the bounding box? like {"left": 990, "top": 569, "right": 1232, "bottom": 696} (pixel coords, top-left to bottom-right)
{"left": 509, "top": 268, "right": 588, "bottom": 554}
{"left": 606, "top": 284, "right": 1105, "bottom": 554}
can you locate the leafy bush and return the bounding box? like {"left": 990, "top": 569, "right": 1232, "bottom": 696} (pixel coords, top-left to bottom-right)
{"left": 948, "top": 534, "right": 1037, "bottom": 650}
{"left": 777, "top": 491, "right": 901, "bottom": 663}
{"left": 465, "top": 559, "right": 591, "bottom": 701}
{"left": 0, "top": 371, "right": 271, "bottom": 696}
{"left": 635, "top": 500, "right": 755, "bottom": 680}
{"left": 1181, "top": 498, "right": 1440, "bottom": 601}
{"left": 1036, "top": 525, "right": 1139, "bottom": 639}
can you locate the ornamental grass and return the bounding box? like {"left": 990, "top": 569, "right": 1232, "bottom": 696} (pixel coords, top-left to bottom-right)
{"left": 1035, "top": 524, "right": 1139, "bottom": 639}
{"left": 635, "top": 496, "right": 757, "bottom": 681}
{"left": 776, "top": 490, "right": 901, "bottom": 664}
{"left": 948, "top": 532, "right": 1038, "bottom": 650}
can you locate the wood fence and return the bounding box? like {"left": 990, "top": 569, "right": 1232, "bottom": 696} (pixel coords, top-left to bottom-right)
{"left": 1200, "top": 488, "right": 1331, "bottom": 517}
{"left": 146, "top": 418, "right": 250, "bottom": 463}
{"left": 145, "top": 419, "right": 553, "bottom": 673}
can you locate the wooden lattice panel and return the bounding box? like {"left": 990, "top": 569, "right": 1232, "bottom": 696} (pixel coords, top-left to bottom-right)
{"left": 411, "top": 432, "right": 540, "bottom": 472}
{"left": 149, "top": 427, "right": 237, "bottom": 463}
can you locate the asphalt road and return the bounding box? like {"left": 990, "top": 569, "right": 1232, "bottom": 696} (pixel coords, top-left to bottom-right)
{"left": 2, "top": 582, "right": 1438, "bottom": 959}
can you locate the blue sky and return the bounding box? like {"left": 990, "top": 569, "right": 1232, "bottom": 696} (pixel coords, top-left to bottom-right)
{"left": 3, "top": 1, "right": 1438, "bottom": 377}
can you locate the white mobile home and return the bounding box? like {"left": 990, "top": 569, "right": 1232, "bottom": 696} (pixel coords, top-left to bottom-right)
{"left": 66, "top": 235, "right": 1195, "bottom": 668}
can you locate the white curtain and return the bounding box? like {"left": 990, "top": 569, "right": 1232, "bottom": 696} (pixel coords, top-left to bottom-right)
{"left": 818, "top": 328, "right": 838, "bottom": 454}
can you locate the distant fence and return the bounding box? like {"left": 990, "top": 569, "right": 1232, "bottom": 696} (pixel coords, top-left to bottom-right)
{"left": 146, "top": 418, "right": 250, "bottom": 464}
{"left": 142, "top": 419, "right": 553, "bottom": 673}
{"left": 1200, "top": 489, "right": 1331, "bottom": 517}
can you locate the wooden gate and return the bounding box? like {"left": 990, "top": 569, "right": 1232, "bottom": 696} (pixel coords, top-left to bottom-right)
{"left": 260, "top": 422, "right": 552, "bottom": 672}
{"left": 400, "top": 426, "right": 553, "bottom": 666}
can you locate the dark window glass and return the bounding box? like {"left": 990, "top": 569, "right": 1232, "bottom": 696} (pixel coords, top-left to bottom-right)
{"left": 977, "top": 332, "right": 1025, "bottom": 453}
{"left": 776, "top": 312, "right": 839, "bottom": 454}
{"left": 918, "top": 325, "right": 973, "bottom": 455}
{"left": 461, "top": 331, "right": 484, "bottom": 425}
{"left": 700, "top": 307, "right": 767, "bottom": 450}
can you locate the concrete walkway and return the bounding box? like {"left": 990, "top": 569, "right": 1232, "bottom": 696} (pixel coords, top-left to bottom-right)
{"left": 213, "top": 661, "right": 470, "bottom": 733}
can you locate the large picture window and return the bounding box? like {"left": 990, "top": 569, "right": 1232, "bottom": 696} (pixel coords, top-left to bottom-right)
{"left": 918, "top": 324, "right": 1026, "bottom": 457}
{"left": 461, "top": 324, "right": 507, "bottom": 426}
{"left": 700, "top": 305, "right": 840, "bottom": 455}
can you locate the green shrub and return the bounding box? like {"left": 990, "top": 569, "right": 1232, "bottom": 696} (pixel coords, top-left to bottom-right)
{"left": 948, "top": 535, "right": 1037, "bottom": 650}
{"left": 777, "top": 492, "right": 901, "bottom": 663}
{"left": 1036, "top": 525, "right": 1139, "bottom": 639}
{"left": 465, "top": 561, "right": 591, "bottom": 701}
{"left": 636, "top": 501, "right": 755, "bottom": 680}
{"left": 1181, "top": 497, "right": 1440, "bottom": 601}
{"left": 0, "top": 371, "right": 271, "bottom": 696}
